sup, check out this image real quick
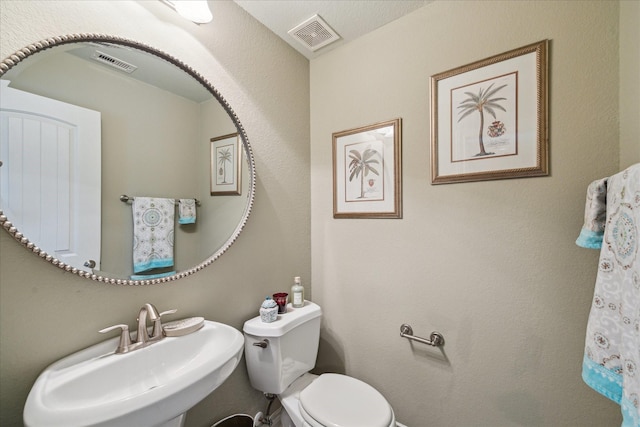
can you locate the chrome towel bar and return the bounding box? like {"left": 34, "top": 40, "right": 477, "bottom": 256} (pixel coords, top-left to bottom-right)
{"left": 400, "top": 324, "right": 444, "bottom": 347}
{"left": 120, "top": 194, "right": 200, "bottom": 205}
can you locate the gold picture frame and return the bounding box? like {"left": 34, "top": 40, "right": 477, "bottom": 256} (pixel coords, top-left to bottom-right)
{"left": 332, "top": 118, "right": 402, "bottom": 218}
{"left": 430, "top": 40, "right": 549, "bottom": 184}
{"left": 210, "top": 133, "right": 242, "bottom": 195}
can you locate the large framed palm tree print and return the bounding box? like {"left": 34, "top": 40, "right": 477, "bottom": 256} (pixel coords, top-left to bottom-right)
{"left": 333, "top": 118, "right": 402, "bottom": 218}
{"left": 210, "top": 133, "right": 242, "bottom": 195}
{"left": 430, "top": 40, "right": 548, "bottom": 184}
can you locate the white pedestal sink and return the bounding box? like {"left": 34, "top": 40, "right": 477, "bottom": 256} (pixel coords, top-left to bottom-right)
{"left": 24, "top": 320, "right": 244, "bottom": 427}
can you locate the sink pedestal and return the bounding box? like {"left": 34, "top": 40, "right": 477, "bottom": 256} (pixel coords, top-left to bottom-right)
{"left": 162, "top": 414, "right": 185, "bottom": 427}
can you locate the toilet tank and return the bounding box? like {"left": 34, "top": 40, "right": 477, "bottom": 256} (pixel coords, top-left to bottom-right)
{"left": 243, "top": 301, "right": 322, "bottom": 394}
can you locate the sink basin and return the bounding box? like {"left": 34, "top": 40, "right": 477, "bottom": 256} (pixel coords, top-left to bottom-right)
{"left": 24, "top": 320, "right": 244, "bottom": 427}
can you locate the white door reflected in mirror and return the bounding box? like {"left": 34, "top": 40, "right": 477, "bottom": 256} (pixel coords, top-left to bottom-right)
{"left": 0, "top": 80, "right": 101, "bottom": 272}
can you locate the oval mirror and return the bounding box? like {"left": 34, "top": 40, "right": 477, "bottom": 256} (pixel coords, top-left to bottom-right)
{"left": 0, "top": 34, "right": 255, "bottom": 285}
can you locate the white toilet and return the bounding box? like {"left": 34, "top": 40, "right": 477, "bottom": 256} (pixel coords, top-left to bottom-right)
{"left": 243, "top": 301, "right": 399, "bottom": 427}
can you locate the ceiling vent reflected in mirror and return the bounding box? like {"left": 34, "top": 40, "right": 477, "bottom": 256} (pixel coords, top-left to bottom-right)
{"left": 91, "top": 51, "right": 138, "bottom": 74}
{"left": 288, "top": 14, "right": 340, "bottom": 52}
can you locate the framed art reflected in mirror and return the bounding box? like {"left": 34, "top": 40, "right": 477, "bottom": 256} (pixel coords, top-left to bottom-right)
{"left": 210, "top": 133, "right": 242, "bottom": 196}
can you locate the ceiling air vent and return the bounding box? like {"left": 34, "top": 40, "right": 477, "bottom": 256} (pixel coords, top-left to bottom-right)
{"left": 288, "top": 14, "right": 340, "bottom": 52}
{"left": 91, "top": 50, "right": 138, "bottom": 74}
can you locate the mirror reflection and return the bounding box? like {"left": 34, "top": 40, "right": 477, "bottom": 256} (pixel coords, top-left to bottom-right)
{"left": 0, "top": 36, "right": 254, "bottom": 284}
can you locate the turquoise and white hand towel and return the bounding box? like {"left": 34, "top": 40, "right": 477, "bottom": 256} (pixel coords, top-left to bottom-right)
{"left": 132, "top": 197, "right": 175, "bottom": 273}
{"left": 178, "top": 199, "right": 197, "bottom": 224}
{"left": 579, "top": 163, "right": 640, "bottom": 427}
{"left": 576, "top": 177, "right": 608, "bottom": 249}
{"left": 130, "top": 270, "right": 176, "bottom": 280}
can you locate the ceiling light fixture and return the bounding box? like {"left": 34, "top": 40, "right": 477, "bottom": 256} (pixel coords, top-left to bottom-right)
{"left": 162, "top": 0, "right": 212, "bottom": 24}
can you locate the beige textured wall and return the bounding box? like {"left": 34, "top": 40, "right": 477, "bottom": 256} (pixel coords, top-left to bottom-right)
{"left": 620, "top": 0, "right": 640, "bottom": 169}
{"left": 311, "top": 1, "right": 625, "bottom": 426}
{"left": 0, "top": 1, "right": 309, "bottom": 426}
{"left": 1, "top": 1, "right": 634, "bottom": 426}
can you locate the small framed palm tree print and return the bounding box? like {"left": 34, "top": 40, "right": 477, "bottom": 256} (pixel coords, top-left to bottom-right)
{"left": 210, "top": 133, "right": 242, "bottom": 195}
{"left": 430, "top": 40, "right": 549, "bottom": 184}
{"left": 332, "top": 118, "right": 402, "bottom": 218}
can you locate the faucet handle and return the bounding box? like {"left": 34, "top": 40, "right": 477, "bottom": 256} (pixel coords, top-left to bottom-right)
{"left": 99, "top": 324, "right": 132, "bottom": 354}
{"left": 151, "top": 308, "right": 177, "bottom": 338}
{"left": 159, "top": 309, "right": 178, "bottom": 317}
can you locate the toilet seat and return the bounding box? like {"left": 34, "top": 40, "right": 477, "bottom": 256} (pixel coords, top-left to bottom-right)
{"left": 298, "top": 373, "right": 395, "bottom": 427}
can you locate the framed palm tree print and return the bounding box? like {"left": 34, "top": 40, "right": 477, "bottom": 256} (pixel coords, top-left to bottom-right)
{"left": 430, "top": 40, "right": 549, "bottom": 184}
{"left": 210, "top": 133, "right": 242, "bottom": 195}
{"left": 333, "top": 118, "right": 402, "bottom": 218}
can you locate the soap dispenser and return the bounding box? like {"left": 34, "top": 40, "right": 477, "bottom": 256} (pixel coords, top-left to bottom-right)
{"left": 291, "top": 276, "right": 305, "bottom": 308}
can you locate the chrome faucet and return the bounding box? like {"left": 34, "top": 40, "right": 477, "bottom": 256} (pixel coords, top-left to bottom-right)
{"left": 137, "top": 303, "right": 160, "bottom": 344}
{"left": 99, "top": 303, "right": 177, "bottom": 354}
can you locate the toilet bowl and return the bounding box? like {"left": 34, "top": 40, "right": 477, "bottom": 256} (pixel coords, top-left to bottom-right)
{"left": 243, "top": 301, "right": 400, "bottom": 427}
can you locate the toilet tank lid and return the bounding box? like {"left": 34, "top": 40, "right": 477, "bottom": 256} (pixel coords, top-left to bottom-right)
{"left": 243, "top": 301, "right": 321, "bottom": 337}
